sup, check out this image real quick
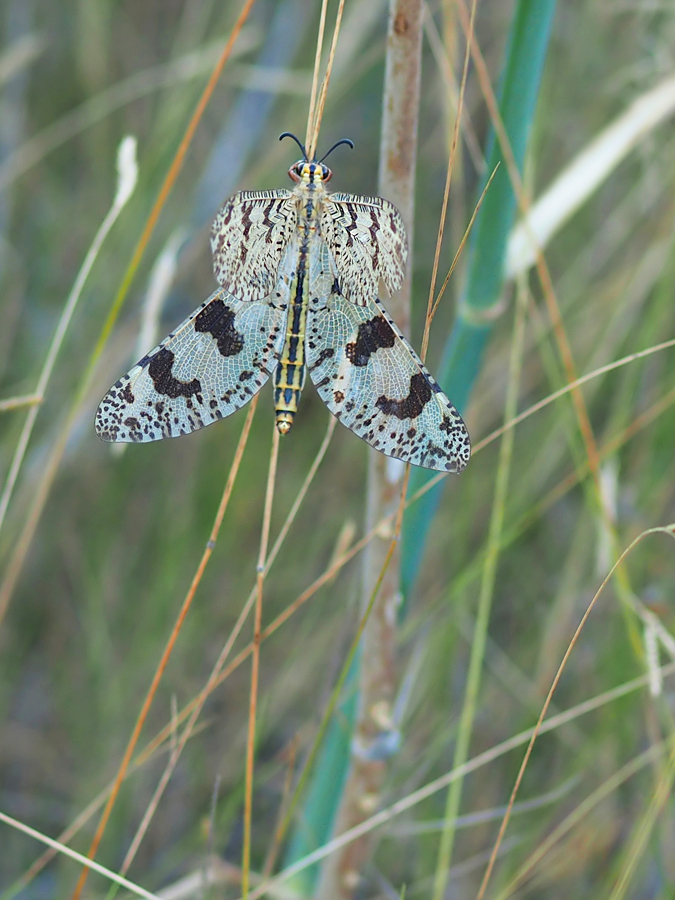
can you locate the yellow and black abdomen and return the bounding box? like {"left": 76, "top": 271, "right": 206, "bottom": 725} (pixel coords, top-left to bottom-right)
{"left": 274, "top": 249, "right": 309, "bottom": 434}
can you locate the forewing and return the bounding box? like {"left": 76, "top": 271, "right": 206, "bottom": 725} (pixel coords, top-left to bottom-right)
{"left": 306, "top": 292, "right": 470, "bottom": 472}
{"left": 211, "top": 190, "right": 296, "bottom": 301}
{"left": 96, "top": 288, "right": 286, "bottom": 443}
{"left": 320, "top": 193, "right": 407, "bottom": 306}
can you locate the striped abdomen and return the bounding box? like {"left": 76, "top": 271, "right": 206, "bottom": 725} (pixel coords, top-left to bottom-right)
{"left": 274, "top": 250, "right": 308, "bottom": 434}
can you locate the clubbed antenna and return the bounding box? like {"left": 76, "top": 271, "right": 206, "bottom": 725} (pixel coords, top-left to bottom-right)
{"left": 279, "top": 132, "right": 308, "bottom": 160}
{"left": 319, "top": 138, "right": 354, "bottom": 163}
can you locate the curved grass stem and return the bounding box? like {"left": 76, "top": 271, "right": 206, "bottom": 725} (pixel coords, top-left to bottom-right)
{"left": 0, "top": 136, "right": 137, "bottom": 538}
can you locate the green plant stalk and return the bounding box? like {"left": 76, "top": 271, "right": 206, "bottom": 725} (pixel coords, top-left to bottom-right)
{"left": 431, "top": 273, "right": 528, "bottom": 900}
{"left": 282, "top": 667, "right": 358, "bottom": 895}
{"left": 402, "top": 0, "right": 557, "bottom": 600}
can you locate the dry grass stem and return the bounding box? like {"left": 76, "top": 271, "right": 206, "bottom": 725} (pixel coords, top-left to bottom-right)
{"left": 492, "top": 739, "right": 671, "bottom": 899}
{"left": 0, "top": 394, "right": 41, "bottom": 413}
{"left": 69, "top": 396, "right": 258, "bottom": 900}
{"left": 0, "top": 35, "right": 260, "bottom": 194}
{"left": 272, "top": 468, "right": 411, "bottom": 885}
{"left": 262, "top": 737, "right": 298, "bottom": 878}
{"left": 4, "top": 5, "right": 674, "bottom": 895}
{"left": 424, "top": 162, "right": 500, "bottom": 348}
{"left": 307, "top": 0, "right": 347, "bottom": 159}
{"left": 305, "top": 0, "right": 330, "bottom": 150}
{"left": 422, "top": 4, "right": 484, "bottom": 172}
{"left": 506, "top": 74, "right": 675, "bottom": 278}
{"left": 472, "top": 336, "right": 675, "bottom": 455}
{"left": 242, "top": 425, "right": 280, "bottom": 899}
{"left": 476, "top": 525, "right": 675, "bottom": 898}
{"left": 316, "top": 1, "right": 424, "bottom": 892}
{"left": 455, "top": 0, "right": 603, "bottom": 488}
{"left": 93, "top": 412, "right": 334, "bottom": 880}
{"left": 0, "top": 811, "right": 159, "bottom": 900}
{"left": 0, "top": 136, "right": 137, "bottom": 537}
{"left": 420, "top": 0, "right": 478, "bottom": 363}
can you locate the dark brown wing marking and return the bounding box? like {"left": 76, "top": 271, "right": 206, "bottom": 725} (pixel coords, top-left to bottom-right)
{"left": 95, "top": 288, "right": 286, "bottom": 443}
{"left": 211, "top": 190, "right": 296, "bottom": 301}
{"left": 305, "top": 291, "right": 470, "bottom": 472}
{"left": 346, "top": 315, "right": 396, "bottom": 366}
{"left": 375, "top": 372, "right": 432, "bottom": 420}
{"left": 194, "top": 299, "right": 245, "bottom": 357}
{"left": 147, "top": 349, "right": 202, "bottom": 400}
{"left": 320, "top": 194, "right": 407, "bottom": 306}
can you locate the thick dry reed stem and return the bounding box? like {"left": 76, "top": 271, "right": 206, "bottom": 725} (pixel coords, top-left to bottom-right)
{"left": 316, "top": 1, "right": 423, "bottom": 896}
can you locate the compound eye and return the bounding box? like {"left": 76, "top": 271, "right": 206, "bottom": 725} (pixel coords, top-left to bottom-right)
{"left": 288, "top": 163, "right": 302, "bottom": 183}
{"left": 322, "top": 164, "right": 332, "bottom": 183}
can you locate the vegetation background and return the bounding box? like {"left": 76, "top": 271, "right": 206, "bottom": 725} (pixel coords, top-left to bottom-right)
{"left": 1, "top": 0, "right": 675, "bottom": 898}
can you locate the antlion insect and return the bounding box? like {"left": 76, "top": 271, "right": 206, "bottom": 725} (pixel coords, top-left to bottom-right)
{"left": 96, "top": 134, "right": 470, "bottom": 472}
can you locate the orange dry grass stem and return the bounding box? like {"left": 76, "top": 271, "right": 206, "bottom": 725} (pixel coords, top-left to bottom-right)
{"left": 69, "top": 392, "right": 258, "bottom": 900}
{"left": 242, "top": 426, "right": 280, "bottom": 899}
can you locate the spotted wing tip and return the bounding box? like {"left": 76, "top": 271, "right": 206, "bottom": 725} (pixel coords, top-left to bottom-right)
{"left": 95, "top": 422, "right": 117, "bottom": 443}
{"left": 95, "top": 406, "right": 118, "bottom": 443}
{"left": 448, "top": 454, "right": 470, "bottom": 474}
{"left": 451, "top": 438, "right": 472, "bottom": 474}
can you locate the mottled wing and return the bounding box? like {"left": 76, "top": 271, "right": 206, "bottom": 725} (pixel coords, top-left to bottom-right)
{"left": 96, "top": 288, "right": 286, "bottom": 443}
{"left": 320, "top": 193, "right": 407, "bottom": 306}
{"left": 211, "top": 190, "right": 296, "bottom": 301}
{"left": 306, "top": 292, "right": 470, "bottom": 472}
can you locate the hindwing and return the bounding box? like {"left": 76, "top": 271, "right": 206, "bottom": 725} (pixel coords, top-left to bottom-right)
{"left": 95, "top": 288, "right": 286, "bottom": 443}
{"left": 306, "top": 291, "right": 470, "bottom": 472}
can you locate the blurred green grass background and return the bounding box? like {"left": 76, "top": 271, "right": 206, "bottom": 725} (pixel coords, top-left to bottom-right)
{"left": 1, "top": 0, "right": 675, "bottom": 897}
